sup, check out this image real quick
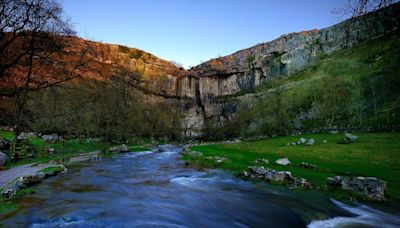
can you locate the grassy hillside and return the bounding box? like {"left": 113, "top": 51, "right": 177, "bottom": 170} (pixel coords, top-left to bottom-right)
{"left": 185, "top": 132, "right": 400, "bottom": 201}
{"left": 234, "top": 31, "right": 400, "bottom": 137}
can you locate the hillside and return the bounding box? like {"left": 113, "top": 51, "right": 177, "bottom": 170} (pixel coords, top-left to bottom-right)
{"left": 0, "top": 2, "right": 399, "bottom": 139}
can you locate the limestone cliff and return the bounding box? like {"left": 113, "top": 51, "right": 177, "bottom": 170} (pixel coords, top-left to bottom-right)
{"left": 179, "top": 2, "right": 400, "bottom": 137}
{"left": 2, "top": 3, "right": 399, "bottom": 138}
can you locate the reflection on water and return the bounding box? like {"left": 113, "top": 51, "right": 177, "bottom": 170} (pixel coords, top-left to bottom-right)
{"left": 1, "top": 145, "right": 399, "bottom": 227}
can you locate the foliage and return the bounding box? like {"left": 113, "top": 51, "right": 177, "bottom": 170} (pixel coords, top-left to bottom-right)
{"left": 185, "top": 132, "right": 400, "bottom": 201}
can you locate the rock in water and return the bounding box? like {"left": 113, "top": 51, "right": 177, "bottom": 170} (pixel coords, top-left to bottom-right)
{"left": 306, "top": 138, "right": 315, "bottom": 146}
{"left": 0, "top": 152, "right": 7, "bottom": 166}
{"left": 345, "top": 133, "right": 358, "bottom": 142}
{"left": 275, "top": 158, "right": 291, "bottom": 166}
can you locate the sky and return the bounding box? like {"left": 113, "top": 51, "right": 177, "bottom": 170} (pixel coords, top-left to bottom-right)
{"left": 62, "top": 0, "right": 348, "bottom": 68}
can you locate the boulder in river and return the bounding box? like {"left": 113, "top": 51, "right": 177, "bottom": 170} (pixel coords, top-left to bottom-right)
{"left": 275, "top": 158, "right": 291, "bottom": 166}
{"left": 0, "top": 152, "right": 7, "bottom": 166}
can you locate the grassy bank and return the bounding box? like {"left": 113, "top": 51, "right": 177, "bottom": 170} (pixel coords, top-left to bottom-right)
{"left": 0, "top": 131, "right": 152, "bottom": 168}
{"left": 184, "top": 132, "right": 400, "bottom": 201}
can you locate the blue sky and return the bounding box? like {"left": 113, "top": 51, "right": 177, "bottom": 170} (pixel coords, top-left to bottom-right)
{"left": 62, "top": 0, "right": 348, "bottom": 68}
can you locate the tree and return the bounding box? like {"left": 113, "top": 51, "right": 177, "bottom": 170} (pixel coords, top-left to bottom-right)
{"left": 0, "top": 0, "right": 91, "bottom": 136}
{"left": 333, "top": 0, "right": 398, "bottom": 18}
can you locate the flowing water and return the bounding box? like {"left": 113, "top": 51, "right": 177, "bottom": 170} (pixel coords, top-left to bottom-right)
{"left": 1, "top": 145, "right": 400, "bottom": 227}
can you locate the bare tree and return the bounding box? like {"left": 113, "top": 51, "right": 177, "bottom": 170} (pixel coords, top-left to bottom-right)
{"left": 333, "top": 0, "right": 398, "bottom": 18}
{"left": 0, "top": 0, "right": 92, "bottom": 136}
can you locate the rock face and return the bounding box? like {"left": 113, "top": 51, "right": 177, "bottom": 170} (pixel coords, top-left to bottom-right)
{"left": 180, "top": 3, "right": 400, "bottom": 137}
{"left": 326, "top": 176, "right": 387, "bottom": 201}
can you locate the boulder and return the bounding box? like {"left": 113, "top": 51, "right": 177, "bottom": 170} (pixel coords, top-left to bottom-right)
{"left": 326, "top": 176, "right": 386, "bottom": 201}
{"left": 0, "top": 152, "right": 7, "bottom": 166}
{"left": 293, "top": 178, "right": 313, "bottom": 189}
{"left": 342, "top": 176, "right": 386, "bottom": 201}
{"left": 252, "top": 158, "right": 269, "bottom": 164}
{"left": 326, "top": 176, "right": 343, "bottom": 186}
{"left": 205, "top": 156, "right": 227, "bottom": 163}
{"left": 306, "top": 138, "right": 315, "bottom": 146}
{"left": 248, "top": 166, "right": 268, "bottom": 176}
{"left": 0, "top": 138, "right": 10, "bottom": 150}
{"left": 47, "top": 147, "right": 55, "bottom": 153}
{"left": 345, "top": 133, "right": 358, "bottom": 142}
{"left": 119, "top": 144, "right": 129, "bottom": 152}
{"left": 264, "top": 170, "right": 293, "bottom": 182}
{"left": 109, "top": 144, "right": 129, "bottom": 153}
{"left": 298, "top": 162, "right": 316, "bottom": 169}
{"left": 186, "top": 151, "right": 202, "bottom": 157}
{"left": 275, "top": 158, "right": 291, "bottom": 166}
{"left": 299, "top": 138, "right": 306, "bottom": 144}
{"left": 17, "top": 132, "right": 35, "bottom": 140}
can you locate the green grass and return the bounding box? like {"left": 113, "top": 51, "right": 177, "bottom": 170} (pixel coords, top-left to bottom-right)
{"left": 0, "top": 131, "right": 156, "bottom": 168}
{"left": 185, "top": 132, "right": 400, "bottom": 201}
{"left": 40, "top": 166, "right": 65, "bottom": 173}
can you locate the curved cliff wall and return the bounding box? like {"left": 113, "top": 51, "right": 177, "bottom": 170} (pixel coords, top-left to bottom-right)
{"left": 178, "top": 3, "right": 400, "bottom": 137}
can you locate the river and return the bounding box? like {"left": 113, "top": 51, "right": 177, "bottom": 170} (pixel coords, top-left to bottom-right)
{"left": 2, "top": 145, "right": 400, "bottom": 227}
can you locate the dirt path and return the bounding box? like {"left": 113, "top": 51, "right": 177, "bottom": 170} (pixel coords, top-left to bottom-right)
{"left": 0, "top": 163, "right": 51, "bottom": 189}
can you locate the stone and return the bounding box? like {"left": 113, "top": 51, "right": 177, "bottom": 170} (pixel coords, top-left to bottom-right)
{"left": 341, "top": 176, "right": 386, "bottom": 201}
{"left": 109, "top": 144, "right": 129, "bottom": 153}
{"left": 345, "top": 133, "right": 358, "bottom": 142}
{"left": 119, "top": 144, "right": 129, "bottom": 152}
{"left": 17, "top": 132, "right": 35, "bottom": 140}
{"left": 186, "top": 151, "right": 202, "bottom": 157}
{"left": 326, "top": 176, "right": 343, "bottom": 186}
{"left": 306, "top": 138, "right": 315, "bottom": 146}
{"left": 0, "top": 152, "right": 7, "bottom": 166}
{"left": 253, "top": 158, "right": 269, "bottom": 164}
{"left": 299, "top": 138, "right": 306, "bottom": 144}
{"left": 0, "top": 138, "right": 10, "bottom": 150}
{"left": 291, "top": 142, "right": 296, "bottom": 146}
{"left": 265, "top": 171, "right": 293, "bottom": 182}
{"left": 205, "top": 156, "right": 227, "bottom": 163}
{"left": 298, "top": 162, "right": 316, "bottom": 169}
{"left": 293, "top": 178, "right": 313, "bottom": 189}
{"left": 326, "top": 176, "right": 386, "bottom": 201}
{"left": 248, "top": 166, "right": 268, "bottom": 176}
{"left": 275, "top": 158, "right": 291, "bottom": 166}
{"left": 47, "top": 147, "right": 55, "bottom": 153}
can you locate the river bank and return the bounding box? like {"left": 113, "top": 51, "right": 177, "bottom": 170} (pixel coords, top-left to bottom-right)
{"left": 183, "top": 132, "right": 400, "bottom": 204}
